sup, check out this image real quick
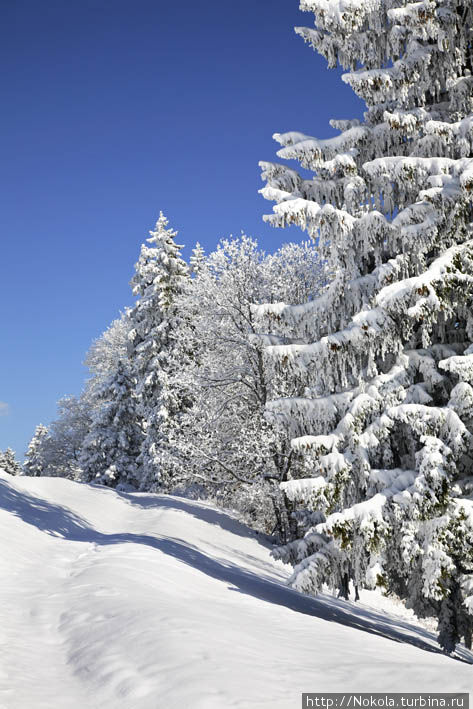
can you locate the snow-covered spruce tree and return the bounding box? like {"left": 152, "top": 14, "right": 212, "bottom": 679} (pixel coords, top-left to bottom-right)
{"left": 258, "top": 0, "right": 473, "bottom": 652}
{"left": 128, "top": 212, "right": 189, "bottom": 491}
{"left": 0, "top": 448, "right": 22, "bottom": 476}
{"left": 189, "top": 242, "right": 205, "bottom": 276}
{"left": 79, "top": 360, "right": 142, "bottom": 488}
{"left": 23, "top": 424, "right": 50, "bottom": 477}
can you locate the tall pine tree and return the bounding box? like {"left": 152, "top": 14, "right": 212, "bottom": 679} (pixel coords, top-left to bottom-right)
{"left": 79, "top": 360, "right": 142, "bottom": 488}
{"left": 128, "top": 212, "right": 189, "bottom": 490}
{"left": 23, "top": 425, "right": 50, "bottom": 477}
{"left": 258, "top": 0, "right": 473, "bottom": 652}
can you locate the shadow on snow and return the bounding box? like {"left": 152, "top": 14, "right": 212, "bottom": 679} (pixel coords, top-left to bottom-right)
{"left": 117, "top": 487, "right": 272, "bottom": 544}
{"left": 1, "top": 478, "right": 472, "bottom": 665}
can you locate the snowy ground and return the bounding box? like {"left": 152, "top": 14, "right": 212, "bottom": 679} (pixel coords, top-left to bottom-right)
{"left": 0, "top": 471, "right": 471, "bottom": 709}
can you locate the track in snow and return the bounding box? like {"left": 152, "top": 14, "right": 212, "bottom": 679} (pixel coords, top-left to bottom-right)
{"left": 0, "top": 471, "right": 471, "bottom": 709}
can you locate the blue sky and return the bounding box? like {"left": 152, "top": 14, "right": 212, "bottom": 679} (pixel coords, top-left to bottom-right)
{"left": 1, "top": 0, "right": 363, "bottom": 458}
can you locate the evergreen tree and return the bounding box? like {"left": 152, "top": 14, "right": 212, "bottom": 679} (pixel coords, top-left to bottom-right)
{"left": 189, "top": 242, "right": 205, "bottom": 276}
{"left": 128, "top": 212, "right": 189, "bottom": 490}
{"left": 79, "top": 360, "right": 142, "bottom": 488}
{"left": 0, "top": 448, "right": 22, "bottom": 476}
{"left": 23, "top": 425, "right": 50, "bottom": 477}
{"left": 259, "top": 0, "right": 473, "bottom": 652}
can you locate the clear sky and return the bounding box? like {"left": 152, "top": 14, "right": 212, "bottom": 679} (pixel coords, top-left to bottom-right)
{"left": 1, "top": 0, "right": 363, "bottom": 458}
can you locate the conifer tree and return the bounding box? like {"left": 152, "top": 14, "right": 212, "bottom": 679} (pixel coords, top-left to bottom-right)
{"left": 23, "top": 425, "right": 50, "bottom": 477}
{"left": 128, "top": 212, "right": 189, "bottom": 490}
{"left": 189, "top": 242, "right": 205, "bottom": 276}
{"left": 0, "top": 448, "right": 22, "bottom": 476}
{"left": 79, "top": 360, "right": 142, "bottom": 488}
{"left": 258, "top": 0, "right": 473, "bottom": 652}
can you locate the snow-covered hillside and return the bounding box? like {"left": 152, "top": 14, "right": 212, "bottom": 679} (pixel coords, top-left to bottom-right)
{"left": 0, "top": 471, "right": 471, "bottom": 709}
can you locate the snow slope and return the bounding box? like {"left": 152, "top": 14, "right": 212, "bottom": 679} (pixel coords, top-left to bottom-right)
{"left": 0, "top": 471, "right": 471, "bottom": 709}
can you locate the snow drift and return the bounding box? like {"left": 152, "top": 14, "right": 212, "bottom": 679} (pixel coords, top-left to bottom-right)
{"left": 0, "top": 471, "right": 471, "bottom": 709}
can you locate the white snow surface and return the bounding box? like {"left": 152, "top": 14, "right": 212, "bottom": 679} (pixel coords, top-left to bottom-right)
{"left": 0, "top": 471, "right": 471, "bottom": 709}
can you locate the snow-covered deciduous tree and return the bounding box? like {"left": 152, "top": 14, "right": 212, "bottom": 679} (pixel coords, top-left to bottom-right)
{"left": 22, "top": 316, "right": 132, "bottom": 483}
{"left": 258, "top": 0, "right": 473, "bottom": 652}
{"left": 23, "top": 424, "right": 50, "bottom": 477}
{"left": 0, "top": 448, "right": 22, "bottom": 476}
{"left": 264, "top": 241, "right": 329, "bottom": 310}
{"left": 84, "top": 313, "right": 131, "bottom": 399}
{"left": 128, "top": 212, "right": 189, "bottom": 490}
{"left": 170, "top": 235, "right": 326, "bottom": 532}
{"left": 79, "top": 360, "right": 142, "bottom": 488}
{"left": 36, "top": 395, "right": 92, "bottom": 479}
